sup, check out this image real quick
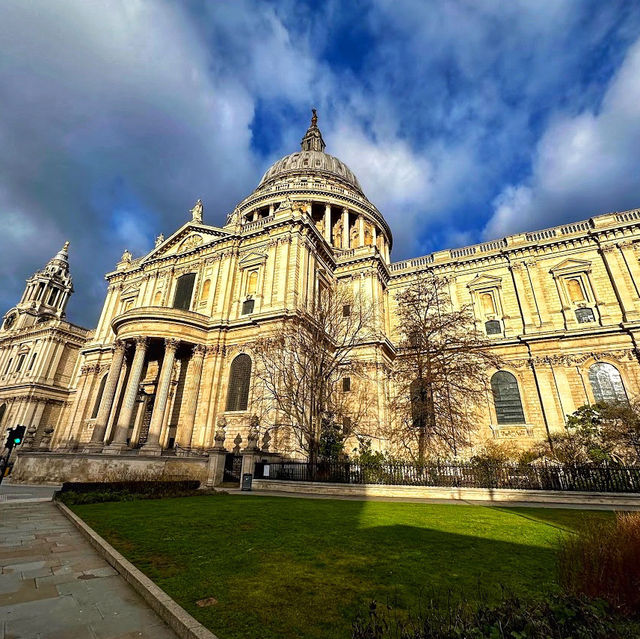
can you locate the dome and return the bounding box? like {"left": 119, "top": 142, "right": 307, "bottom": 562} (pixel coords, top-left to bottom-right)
{"left": 256, "top": 109, "right": 364, "bottom": 195}
{"left": 258, "top": 150, "right": 363, "bottom": 193}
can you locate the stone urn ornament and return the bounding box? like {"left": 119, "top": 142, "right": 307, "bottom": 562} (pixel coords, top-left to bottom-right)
{"left": 22, "top": 425, "right": 38, "bottom": 450}
{"left": 38, "top": 427, "right": 55, "bottom": 451}
{"left": 213, "top": 417, "right": 227, "bottom": 451}
{"left": 245, "top": 415, "right": 261, "bottom": 451}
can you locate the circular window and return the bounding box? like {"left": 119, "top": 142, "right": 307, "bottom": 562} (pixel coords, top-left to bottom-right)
{"left": 3, "top": 313, "right": 16, "bottom": 330}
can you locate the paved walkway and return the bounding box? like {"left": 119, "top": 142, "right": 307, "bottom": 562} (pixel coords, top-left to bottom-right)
{"left": 0, "top": 501, "right": 179, "bottom": 639}
{"left": 0, "top": 482, "right": 60, "bottom": 504}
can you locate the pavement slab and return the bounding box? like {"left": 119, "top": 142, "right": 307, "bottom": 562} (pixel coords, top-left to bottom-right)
{"left": 0, "top": 502, "right": 180, "bottom": 639}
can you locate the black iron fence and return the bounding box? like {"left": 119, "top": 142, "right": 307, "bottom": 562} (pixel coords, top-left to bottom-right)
{"left": 254, "top": 460, "right": 640, "bottom": 493}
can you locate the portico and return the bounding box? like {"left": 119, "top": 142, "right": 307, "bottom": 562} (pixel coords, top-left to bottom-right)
{"left": 85, "top": 332, "right": 206, "bottom": 456}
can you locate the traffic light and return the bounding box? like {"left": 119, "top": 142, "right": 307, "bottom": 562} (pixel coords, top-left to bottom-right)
{"left": 12, "top": 425, "right": 26, "bottom": 447}
{"left": 3, "top": 425, "right": 26, "bottom": 451}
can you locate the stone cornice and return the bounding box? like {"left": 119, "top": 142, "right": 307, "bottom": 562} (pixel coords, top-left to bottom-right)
{"left": 388, "top": 208, "right": 640, "bottom": 279}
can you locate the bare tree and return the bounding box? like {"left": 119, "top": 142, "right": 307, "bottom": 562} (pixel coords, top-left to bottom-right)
{"left": 252, "top": 283, "right": 376, "bottom": 464}
{"left": 389, "top": 271, "right": 502, "bottom": 461}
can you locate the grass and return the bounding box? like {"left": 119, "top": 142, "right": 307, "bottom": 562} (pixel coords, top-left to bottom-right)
{"left": 71, "top": 494, "right": 613, "bottom": 639}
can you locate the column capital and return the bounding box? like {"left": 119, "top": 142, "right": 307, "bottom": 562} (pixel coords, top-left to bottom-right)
{"left": 192, "top": 343, "right": 206, "bottom": 357}
{"left": 134, "top": 336, "right": 148, "bottom": 347}
{"left": 113, "top": 339, "right": 127, "bottom": 353}
{"left": 165, "top": 338, "right": 180, "bottom": 352}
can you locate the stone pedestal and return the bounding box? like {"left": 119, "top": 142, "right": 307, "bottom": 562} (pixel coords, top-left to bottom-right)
{"left": 205, "top": 451, "right": 226, "bottom": 488}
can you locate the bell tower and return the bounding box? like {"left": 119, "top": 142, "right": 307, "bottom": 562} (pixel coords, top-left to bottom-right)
{"left": 1, "top": 241, "right": 74, "bottom": 332}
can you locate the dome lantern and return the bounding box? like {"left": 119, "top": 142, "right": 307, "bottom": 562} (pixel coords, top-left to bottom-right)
{"left": 300, "top": 109, "right": 325, "bottom": 152}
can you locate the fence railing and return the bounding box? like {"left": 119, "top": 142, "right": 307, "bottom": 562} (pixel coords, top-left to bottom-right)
{"left": 254, "top": 461, "right": 640, "bottom": 493}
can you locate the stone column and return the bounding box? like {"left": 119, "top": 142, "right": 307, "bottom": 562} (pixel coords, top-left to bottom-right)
{"left": 358, "top": 215, "right": 364, "bottom": 247}
{"left": 524, "top": 260, "right": 554, "bottom": 329}
{"left": 105, "top": 337, "right": 148, "bottom": 452}
{"left": 509, "top": 262, "right": 536, "bottom": 333}
{"left": 601, "top": 243, "right": 640, "bottom": 322}
{"left": 372, "top": 226, "right": 377, "bottom": 251}
{"left": 176, "top": 344, "right": 206, "bottom": 450}
{"left": 140, "top": 338, "right": 179, "bottom": 456}
{"left": 342, "top": 208, "right": 349, "bottom": 249}
{"left": 323, "top": 204, "right": 331, "bottom": 244}
{"left": 619, "top": 241, "right": 640, "bottom": 297}
{"left": 85, "top": 340, "right": 127, "bottom": 451}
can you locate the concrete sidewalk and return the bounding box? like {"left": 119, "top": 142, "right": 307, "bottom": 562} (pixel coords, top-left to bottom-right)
{"left": 0, "top": 501, "right": 179, "bottom": 639}
{"left": 0, "top": 481, "right": 61, "bottom": 504}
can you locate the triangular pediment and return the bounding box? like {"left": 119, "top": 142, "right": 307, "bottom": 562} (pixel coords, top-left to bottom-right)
{"left": 239, "top": 251, "right": 268, "bottom": 266}
{"left": 121, "top": 283, "right": 140, "bottom": 298}
{"left": 467, "top": 273, "right": 502, "bottom": 290}
{"left": 549, "top": 258, "right": 591, "bottom": 274}
{"left": 142, "top": 223, "right": 229, "bottom": 263}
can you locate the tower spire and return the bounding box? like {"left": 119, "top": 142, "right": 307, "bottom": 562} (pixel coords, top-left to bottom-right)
{"left": 300, "top": 108, "right": 325, "bottom": 152}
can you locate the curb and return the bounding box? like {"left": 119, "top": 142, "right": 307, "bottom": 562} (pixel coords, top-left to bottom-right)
{"left": 55, "top": 501, "right": 219, "bottom": 639}
{"left": 0, "top": 497, "right": 53, "bottom": 504}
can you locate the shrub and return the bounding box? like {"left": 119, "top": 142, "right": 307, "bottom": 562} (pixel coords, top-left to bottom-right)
{"left": 352, "top": 593, "right": 631, "bottom": 638}
{"left": 57, "top": 480, "right": 202, "bottom": 504}
{"left": 558, "top": 511, "right": 640, "bottom": 616}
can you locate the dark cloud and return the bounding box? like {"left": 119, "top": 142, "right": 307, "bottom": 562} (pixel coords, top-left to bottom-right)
{"left": 1, "top": 0, "right": 639, "bottom": 327}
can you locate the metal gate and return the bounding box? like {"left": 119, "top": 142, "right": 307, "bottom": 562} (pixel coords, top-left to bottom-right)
{"left": 223, "top": 453, "right": 242, "bottom": 484}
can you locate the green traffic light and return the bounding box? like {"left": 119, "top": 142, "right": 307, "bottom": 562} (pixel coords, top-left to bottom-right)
{"left": 13, "top": 438, "right": 21, "bottom": 444}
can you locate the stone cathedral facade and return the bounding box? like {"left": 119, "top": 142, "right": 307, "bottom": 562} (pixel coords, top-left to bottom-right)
{"left": 5, "top": 112, "right": 640, "bottom": 483}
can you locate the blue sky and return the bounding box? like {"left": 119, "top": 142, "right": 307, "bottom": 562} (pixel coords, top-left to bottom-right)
{"left": 1, "top": 0, "right": 640, "bottom": 327}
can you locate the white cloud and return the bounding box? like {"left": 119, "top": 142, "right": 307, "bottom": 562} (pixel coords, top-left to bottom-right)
{"left": 329, "top": 121, "right": 434, "bottom": 254}
{"left": 484, "top": 36, "right": 640, "bottom": 240}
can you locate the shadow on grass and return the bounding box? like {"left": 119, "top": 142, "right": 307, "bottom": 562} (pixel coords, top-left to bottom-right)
{"left": 72, "top": 494, "right": 575, "bottom": 639}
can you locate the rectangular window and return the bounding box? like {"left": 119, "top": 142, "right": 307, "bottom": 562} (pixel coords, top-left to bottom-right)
{"left": 575, "top": 308, "right": 595, "bottom": 323}
{"left": 173, "top": 273, "right": 196, "bottom": 310}
{"left": 242, "top": 299, "right": 255, "bottom": 315}
{"left": 342, "top": 377, "right": 351, "bottom": 392}
{"left": 28, "top": 353, "right": 37, "bottom": 370}
{"left": 342, "top": 304, "right": 351, "bottom": 317}
{"left": 4, "top": 358, "right": 13, "bottom": 374}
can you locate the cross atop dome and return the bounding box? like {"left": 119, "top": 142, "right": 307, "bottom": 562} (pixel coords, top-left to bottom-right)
{"left": 300, "top": 108, "right": 326, "bottom": 152}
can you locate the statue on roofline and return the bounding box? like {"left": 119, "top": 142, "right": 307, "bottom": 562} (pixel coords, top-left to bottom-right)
{"left": 190, "top": 199, "right": 204, "bottom": 223}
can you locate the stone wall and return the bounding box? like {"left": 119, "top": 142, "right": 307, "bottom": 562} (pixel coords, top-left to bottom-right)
{"left": 252, "top": 478, "right": 640, "bottom": 507}
{"left": 11, "top": 451, "right": 209, "bottom": 484}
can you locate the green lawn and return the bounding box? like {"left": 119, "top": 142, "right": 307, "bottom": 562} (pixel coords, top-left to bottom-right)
{"left": 71, "top": 495, "right": 612, "bottom": 639}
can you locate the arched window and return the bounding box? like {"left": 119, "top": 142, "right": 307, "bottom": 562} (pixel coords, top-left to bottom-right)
{"left": 491, "top": 371, "right": 525, "bottom": 424}
{"left": 567, "top": 278, "right": 585, "bottom": 303}
{"left": 589, "top": 362, "right": 627, "bottom": 403}
{"left": 173, "top": 273, "right": 196, "bottom": 310}
{"left": 480, "top": 293, "right": 495, "bottom": 315}
{"left": 91, "top": 374, "right": 108, "bottom": 419}
{"left": 410, "top": 378, "right": 432, "bottom": 430}
{"left": 200, "top": 279, "right": 211, "bottom": 301}
{"left": 246, "top": 271, "right": 258, "bottom": 295}
{"left": 225, "top": 354, "right": 252, "bottom": 412}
